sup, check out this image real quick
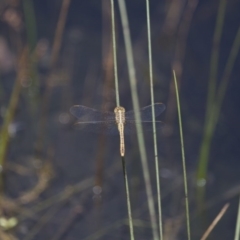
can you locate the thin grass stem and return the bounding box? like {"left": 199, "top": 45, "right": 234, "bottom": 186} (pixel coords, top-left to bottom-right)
{"left": 205, "top": 0, "right": 227, "bottom": 120}
{"left": 23, "top": 202, "right": 65, "bottom": 240}
{"left": 216, "top": 24, "right": 240, "bottom": 111}
{"left": 111, "top": 1, "right": 133, "bottom": 237}
{"left": 200, "top": 203, "right": 229, "bottom": 240}
{"left": 110, "top": 0, "right": 120, "bottom": 107}
{"left": 197, "top": 3, "right": 240, "bottom": 206}
{"left": 146, "top": 0, "right": 163, "bottom": 239}
{"left": 22, "top": 0, "right": 40, "bottom": 114}
{"left": 22, "top": 0, "right": 37, "bottom": 51}
{"left": 0, "top": 48, "right": 28, "bottom": 190}
{"left": 50, "top": 0, "right": 71, "bottom": 68}
{"left": 35, "top": 0, "right": 71, "bottom": 155}
{"left": 173, "top": 70, "right": 191, "bottom": 240}
{"left": 200, "top": 25, "right": 240, "bottom": 188}
{"left": 234, "top": 196, "right": 240, "bottom": 240}
{"left": 197, "top": 0, "right": 227, "bottom": 186}
{"left": 117, "top": 1, "right": 159, "bottom": 239}
{"left": 82, "top": 219, "right": 125, "bottom": 240}
{"left": 121, "top": 156, "right": 134, "bottom": 239}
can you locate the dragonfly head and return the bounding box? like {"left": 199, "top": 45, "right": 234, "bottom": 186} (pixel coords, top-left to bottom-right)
{"left": 114, "top": 106, "right": 125, "bottom": 113}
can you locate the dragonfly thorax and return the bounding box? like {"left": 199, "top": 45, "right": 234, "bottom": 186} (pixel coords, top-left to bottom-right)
{"left": 114, "top": 106, "right": 125, "bottom": 124}
{"left": 114, "top": 106, "right": 125, "bottom": 113}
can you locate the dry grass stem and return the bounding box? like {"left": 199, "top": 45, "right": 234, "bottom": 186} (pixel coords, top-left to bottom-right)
{"left": 200, "top": 203, "right": 230, "bottom": 240}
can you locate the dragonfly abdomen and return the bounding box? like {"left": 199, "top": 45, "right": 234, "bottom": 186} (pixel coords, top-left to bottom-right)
{"left": 114, "top": 106, "right": 126, "bottom": 156}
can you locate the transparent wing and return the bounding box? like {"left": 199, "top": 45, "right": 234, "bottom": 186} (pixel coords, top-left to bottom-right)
{"left": 73, "top": 121, "right": 163, "bottom": 135}
{"left": 70, "top": 104, "right": 165, "bottom": 135}
{"left": 124, "top": 121, "right": 164, "bottom": 134}
{"left": 70, "top": 105, "right": 115, "bottom": 122}
{"left": 70, "top": 105, "right": 118, "bottom": 134}
{"left": 125, "top": 103, "right": 165, "bottom": 121}
{"left": 73, "top": 121, "right": 119, "bottom": 135}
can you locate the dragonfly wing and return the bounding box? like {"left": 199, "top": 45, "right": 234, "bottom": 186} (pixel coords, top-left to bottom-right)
{"left": 73, "top": 121, "right": 119, "bottom": 135}
{"left": 70, "top": 105, "right": 118, "bottom": 135}
{"left": 125, "top": 103, "right": 165, "bottom": 121}
{"left": 70, "top": 105, "right": 115, "bottom": 122}
{"left": 124, "top": 121, "right": 164, "bottom": 135}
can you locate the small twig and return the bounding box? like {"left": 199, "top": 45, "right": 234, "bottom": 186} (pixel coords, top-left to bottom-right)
{"left": 16, "top": 162, "right": 53, "bottom": 204}
{"left": 17, "top": 160, "right": 121, "bottom": 222}
{"left": 50, "top": 0, "right": 71, "bottom": 68}
{"left": 200, "top": 203, "right": 230, "bottom": 240}
{"left": 35, "top": 0, "right": 71, "bottom": 155}
{"left": 0, "top": 227, "right": 17, "bottom": 240}
{"left": 23, "top": 202, "right": 67, "bottom": 240}
{"left": 50, "top": 204, "right": 83, "bottom": 240}
{"left": 0, "top": 47, "right": 28, "bottom": 190}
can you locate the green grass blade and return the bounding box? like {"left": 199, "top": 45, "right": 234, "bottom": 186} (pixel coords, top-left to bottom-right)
{"left": 197, "top": 0, "right": 227, "bottom": 194}
{"left": 234, "top": 196, "right": 240, "bottom": 240}
{"left": 111, "top": 1, "right": 133, "bottom": 238}
{"left": 22, "top": 0, "right": 40, "bottom": 114}
{"left": 216, "top": 24, "right": 240, "bottom": 109}
{"left": 205, "top": 0, "right": 227, "bottom": 120}
{"left": 22, "top": 0, "right": 37, "bottom": 51}
{"left": 197, "top": 2, "right": 240, "bottom": 199}
{"left": 117, "top": 0, "right": 159, "bottom": 239}
{"left": 110, "top": 0, "right": 120, "bottom": 107}
{"left": 173, "top": 70, "right": 191, "bottom": 240}
{"left": 0, "top": 49, "right": 27, "bottom": 189}
{"left": 121, "top": 156, "right": 135, "bottom": 240}
{"left": 146, "top": 0, "right": 163, "bottom": 238}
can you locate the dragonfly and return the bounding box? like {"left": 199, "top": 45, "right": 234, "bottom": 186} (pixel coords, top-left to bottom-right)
{"left": 70, "top": 103, "right": 165, "bottom": 157}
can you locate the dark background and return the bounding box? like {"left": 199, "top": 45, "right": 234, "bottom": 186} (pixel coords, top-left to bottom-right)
{"left": 0, "top": 0, "right": 240, "bottom": 239}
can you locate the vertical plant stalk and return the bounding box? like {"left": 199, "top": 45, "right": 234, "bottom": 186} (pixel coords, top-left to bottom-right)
{"left": 22, "top": 0, "right": 40, "bottom": 114}
{"left": 111, "top": 0, "right": 120, "bottom": 107}
{"left": 173, "top": 71, "right": 191, "bottom": 240}
{"left": 205, "top": 0, "right": 227, "bottom": 120}
{"left": 0, "top": 48, "right": 27, "bottom": 189}
{"left": 121, "top": 156, "right": 135, "bottom": 239}
{"left": 146, "top": 0, "right": 163, "bottom": 239}
{"left": 197, "top": 0, "right": 227, "bottom": 185}
{"left": 111, "top": 1, "right": 134, "bottom": 238}
{"left": 215, "top": 24, "right": 240, "bottom": 120}
{"left": 117, "top": 1, "right": 159, "bottom": 239}
{"left": 93, "top": 0, "right": 112, "bottom": 197}
{"left": 165, "top": 0, "right": 198, "bottom": 133}
{"left": 36, "top": 0, "right": 71, "bottom": 154}
{"left": 197, "top": 1, "right": 240, "bottom": 199}
{"left": 234, "top": 196, "right": 240, "bottom": 240}
{"left": 50, "top": 0, "right": 71, "bottom": 68}
{"left": 198, "top": 20, "right": 240, "bottom": 189}
{"left": 22, "top": 0, "right": 37, "bottom": 51}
